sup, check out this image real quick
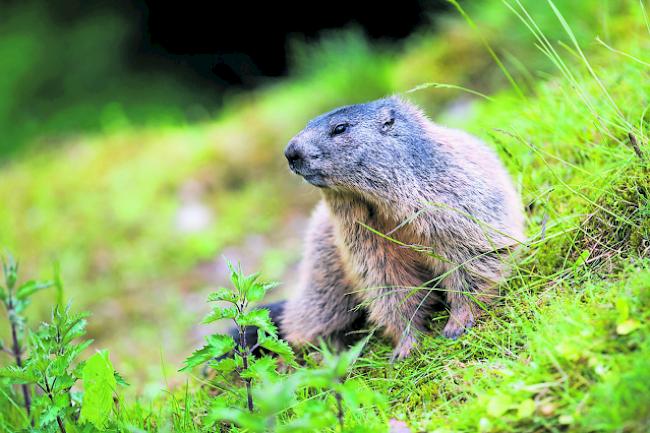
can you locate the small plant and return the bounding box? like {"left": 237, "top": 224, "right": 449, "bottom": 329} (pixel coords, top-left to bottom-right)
{"left": 181, "top": 261, "right": 387, "bottom": 431}
{"left": 207, "top": 339, "right": 387, "bottom": 432}
{"left": 305, "top": 340, "right": 383, "bottom": 431}
{"left": 180, "top": 262, "right": 295, "bottom": 412}
{"left": 0, "top": 253, "right": 53, "bottom": 425}
{"left": 0, "top": 253, "right": 125, "bottom": 432}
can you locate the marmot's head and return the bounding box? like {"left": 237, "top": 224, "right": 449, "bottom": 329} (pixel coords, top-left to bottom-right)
{"left": 284, "top": 97, "right": 435, "bottom": 193}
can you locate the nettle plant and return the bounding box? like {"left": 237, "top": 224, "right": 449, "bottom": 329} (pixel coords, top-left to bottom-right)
{"left": 0, "top": 254, "right": 53, "bottom": 426}
{"left": 0, "top": 253, "right": 125, "bottom": 432}
{"left": 180, "top": 263, "right": 295, "bottom": 411}
{"left": 181, "top": 262, "right": 386, "bottom": 432}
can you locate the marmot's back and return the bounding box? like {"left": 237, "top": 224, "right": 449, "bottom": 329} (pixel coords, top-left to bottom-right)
{"left": 423, "top": 122, "right": 524, "bottom": 243}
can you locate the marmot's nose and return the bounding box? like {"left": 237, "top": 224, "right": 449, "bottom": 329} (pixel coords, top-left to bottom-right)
{"left": 284, "top": 141, "right": 305, "bottom": 171}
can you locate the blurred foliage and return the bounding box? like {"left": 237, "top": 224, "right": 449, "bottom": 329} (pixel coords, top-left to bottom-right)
{"left": 0, "top": 1, "right": 218, "bottom": 159}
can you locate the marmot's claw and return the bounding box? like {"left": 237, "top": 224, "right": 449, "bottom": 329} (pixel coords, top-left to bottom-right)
{"left": 441, "top": 323, "right": 465, "bottom": 340}
{"left": 442, "top": 315, "right": 475, "bottom": 340}
{"left": 390, "top": 334, "right": 417, "bottom": 363}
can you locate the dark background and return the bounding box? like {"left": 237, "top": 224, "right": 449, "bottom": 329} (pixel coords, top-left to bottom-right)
{"left": 0, "top": 0, "right": 449, "bottom": 158}
{"left": 40, "top": 0, "right": 449, "bottom": 89}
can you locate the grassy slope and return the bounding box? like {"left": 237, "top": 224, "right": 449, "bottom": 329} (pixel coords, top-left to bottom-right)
{"left": 1, "top": 1, "right": 649, "bottom": 432}
{"left": 354, "top": 6, "right": 650, "bottom": 429}
{"left": 355, "top": 37, "right": 650, "bottom": 431}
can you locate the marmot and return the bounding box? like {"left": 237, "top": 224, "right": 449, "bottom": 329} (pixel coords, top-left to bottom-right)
{"left": 280, "top": 97, "right": 524, "bottom": 360}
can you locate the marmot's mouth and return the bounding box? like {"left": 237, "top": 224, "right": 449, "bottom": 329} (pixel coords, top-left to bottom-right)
{"left": 301, "top": 173, "right": 328, "bottom": 188}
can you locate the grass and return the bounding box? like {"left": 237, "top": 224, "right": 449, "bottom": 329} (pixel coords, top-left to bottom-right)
{"left": 1, "top": 0, "right": 649, "bottom": 431}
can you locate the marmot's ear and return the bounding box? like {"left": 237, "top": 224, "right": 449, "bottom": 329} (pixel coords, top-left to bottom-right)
{"left": 379, "top": 107, "right": 395, "bottom": 133}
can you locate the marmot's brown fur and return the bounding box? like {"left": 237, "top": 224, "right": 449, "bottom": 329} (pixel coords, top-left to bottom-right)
{"left": 280, "top": 97, "right": 524, "bottom": 360}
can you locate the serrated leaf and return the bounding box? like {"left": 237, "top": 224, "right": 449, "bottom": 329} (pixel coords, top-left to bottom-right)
{"left": 208, "top": 356, "right": 241, "bottom": 374}
{"left": 180, "top": 345, "right": 215, "bottom": 372}
{"left": 64, "top": 339, "right": 93, "bottom": 369}
{"left": 80, "top": 350, "right": 117, "bottom": 430}
{"left": 73, "top": 360, "right": 87, "bottom": 380}
{"left": 180, "top": 334, "right": 235, "bottom": 372}
{"left": 51, "top": 356, "right": 71, "bottom": 377}
{"left": 39, "top": 404, "right": 62, "bottom": 428}
{"left": 62, "top": 314, "right": 90, "bottom": 344}
{"left": 257, "top": 331, "right": 296, "bottom": 366}
{"left": 240, "top": 355, "right": 278, "bottom": 380}
{"left": 202, "top": 306, "right": 238, "bottom": 324}
{"left": 0, "top": 365, "right": 39, "bottom": 384}
{"left": 246, "top": 281, "right": 278, "bottom": 303}
{"left": 207, "top": 287, "right": 238, "bottom": 304}
{"left": 236, "top": 309, "right": 277, "bottom": 336}
{"left": 16, "top": 280, "right": 53, "bottom": 300}
{"left": 238, "top": 271, "right": 258, "bottom": 294}
{"left": 52, "top": 374, "right": 76, "bottom": 393}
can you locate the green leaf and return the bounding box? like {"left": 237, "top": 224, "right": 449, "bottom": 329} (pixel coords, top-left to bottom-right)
{"left": 39, "top": 404, "right": 63, "bottom": 429}
{"left": 207, "top": 405, "right": 266, "bottom": 432}
{"left": 226, "top": 261, "right": 275, "bottom": 301}
{"left": 206, "top": 287, "right": 238, "bottom": 304}
{"left": 615, "top": 297, "right": 630, "bottom": 322}
{"left": 333, "top": 339, "right": 366, "bottom": 377}
{"left": 62, "top": 313, "right": 91, "bottom": 344}
{"left": 572, "top": 249, "right": 590, "bottom": 272}
{"left": 240, "top": 355, "right": 278, "bottom": 380}
{"left": 0, "top": 365, "right": 39, "bottom": 384}
{"left": 208, "top": 356, "right": 242, "bottom": 374}
{"left": 113, "top": 371, "right": 130, "bottom": 387}
{"left": 180, "top": 334, "right": 235, "bottom": 372}
{"left": 257, "top": 331, "right": 296, "bottom": 366}
{"left": 486, "top": 394, "right": 513, "bottom": 417}
{"left": 616, "top": 319, "right": 641, "bottom": 335}
{"left": 239, "top": 275, "right": 259, "bottom": 298}
{"left": 180, "top": 345, "right": 215, "bottom": 372}
{"left": 246, "top": 281, "right": 278, "bottom": 303}
{"left": 516, "top": 399, "right": 536, "bottom": 419}
{"left": 52, "top": 374, "right": 76, "bottom": 393}
{"left": 80, "top": 350, "right": 117, "bottom": 430}
{"left": 202, "top": 306, "right": 238, "bottom": 324}
{"left": 294, "top": 369, "right": 331, "bottom": 389}
{"left": 276, "top": 399, "right": 334, "bottom": 432}
{"left": 16, "top": 280, "right": 53, "bottom": 300}
{"left": 2, "top": 254, "right": 17, "bottom": 289}
{"left": 237, "top": 309, "right": 277, "bottom": 336}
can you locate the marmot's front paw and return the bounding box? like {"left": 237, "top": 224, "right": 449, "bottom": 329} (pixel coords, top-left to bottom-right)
{"left": 442, "top": 309, "right": 476, "bottom": 340}
{"left": 390, "top": 334, "right": 418, "bottom": 362}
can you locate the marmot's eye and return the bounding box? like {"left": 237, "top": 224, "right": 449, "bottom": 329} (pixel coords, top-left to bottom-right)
{"left": 332, "top": 123, "right": 349, "bottom": 135}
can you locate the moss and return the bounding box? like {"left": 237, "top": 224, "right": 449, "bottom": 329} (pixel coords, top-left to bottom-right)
{"left": 577, "top": 164, "right": 650, "bottom": 265}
